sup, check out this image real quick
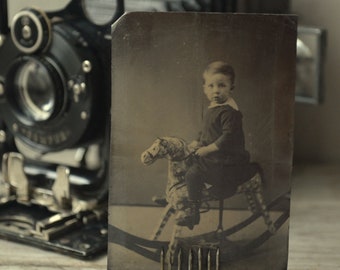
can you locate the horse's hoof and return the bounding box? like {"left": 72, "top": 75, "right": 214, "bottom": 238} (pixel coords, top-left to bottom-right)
{"left": 152, "top": 195, "right": 168, "bottom": 206}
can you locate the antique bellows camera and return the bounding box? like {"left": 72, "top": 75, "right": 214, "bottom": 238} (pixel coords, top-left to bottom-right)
{"left": 0, "top": 0, "right": 123, "bottom": 258}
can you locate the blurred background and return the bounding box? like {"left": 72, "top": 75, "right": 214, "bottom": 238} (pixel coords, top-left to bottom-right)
{"left": 3, "top": 0, "right": 339, "bottom": 269}
{"left": 7, "top": 0, "right": 335, "bottom": 165}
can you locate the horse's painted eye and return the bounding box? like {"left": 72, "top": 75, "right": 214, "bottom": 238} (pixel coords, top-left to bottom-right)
{"left": 160, "top": 140, "right": 167, "bottom": 146}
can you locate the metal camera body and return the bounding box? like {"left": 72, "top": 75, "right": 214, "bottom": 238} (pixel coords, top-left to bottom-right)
{"left": 2, "top": 12, "right": 109, "bottom": 154}
{"left": 0, "top": 0, "right": 123, "bottom": 257}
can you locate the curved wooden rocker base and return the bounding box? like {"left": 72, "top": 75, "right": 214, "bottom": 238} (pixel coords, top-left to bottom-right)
{"left": 108, "top": 192, "right": 289, "bottom": 266}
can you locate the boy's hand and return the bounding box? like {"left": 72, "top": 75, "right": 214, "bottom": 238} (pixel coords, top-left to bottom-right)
{"left": 195, "top": 143, "right": 218, "bottom": 157}
{"left": 188, "top": 140, "right": 200, "bottom": 153}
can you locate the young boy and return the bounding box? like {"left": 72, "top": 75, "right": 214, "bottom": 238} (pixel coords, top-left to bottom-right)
{"left": 177, "top": 61, "right": 251, "bottom": 228}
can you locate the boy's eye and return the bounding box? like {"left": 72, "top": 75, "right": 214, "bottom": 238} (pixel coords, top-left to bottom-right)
{"left": 218, "top": 83, "right": 226, "bottom": 88}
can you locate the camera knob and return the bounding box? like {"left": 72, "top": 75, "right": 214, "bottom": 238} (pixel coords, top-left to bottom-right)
{"left": 11, "top": 8, "right": 51, "bottom": 54}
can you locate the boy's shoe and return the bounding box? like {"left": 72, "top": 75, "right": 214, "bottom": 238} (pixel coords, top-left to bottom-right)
{"left": 175, "top": 201, "right": 200, "bottom": 230}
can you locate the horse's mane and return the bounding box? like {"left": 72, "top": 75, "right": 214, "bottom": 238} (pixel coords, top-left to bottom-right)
{"left": 158, "top": 136, "right": 189, "bottom": 160}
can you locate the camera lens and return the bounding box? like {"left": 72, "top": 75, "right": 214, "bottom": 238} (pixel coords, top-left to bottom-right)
{"left": 0, "top": 19, "right": 108, "bottom": 152}
{"left": 15, "top": 59, "right": 55, "bottom": 122}
{"left": 5, "top": 55, "right": 65, "bottom": 127}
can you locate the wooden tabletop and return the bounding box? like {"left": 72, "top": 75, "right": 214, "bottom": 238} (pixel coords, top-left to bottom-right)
{"left": 288, "top": 164, "right": 340, "bottom": 270}
{"left": 0, "top": 239, "right": 107, "bottom": 269}
{"left": 0, "top": 164, "right": 339, "bottom": 269}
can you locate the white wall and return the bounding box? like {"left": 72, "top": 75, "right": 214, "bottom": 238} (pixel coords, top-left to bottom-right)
{"left": 292, "top": 0, "right": 340, "bottom": 163}
{"left": 8, "top": 1, "right": 69, "bottom": 21}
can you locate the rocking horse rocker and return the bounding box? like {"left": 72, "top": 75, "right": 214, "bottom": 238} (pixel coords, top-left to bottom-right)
{"left": 141, "top": 136, "right": 279, "bottom": 262}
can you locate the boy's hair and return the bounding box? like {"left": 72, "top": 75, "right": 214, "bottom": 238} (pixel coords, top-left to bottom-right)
{"left": 203, "top": 61, "right": 235, "bottom": 86}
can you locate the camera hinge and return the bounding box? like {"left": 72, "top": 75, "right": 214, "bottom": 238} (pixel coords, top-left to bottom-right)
{"left": 52, "top": 165, "right": 71, "bottom": 209}
{"left": 2, "top": 152, "right": 30, "bottom": 203}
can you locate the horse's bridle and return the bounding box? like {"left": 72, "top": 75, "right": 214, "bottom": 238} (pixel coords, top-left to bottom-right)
{"left": 160, "top": 138, "right": 194, "bottom": 162}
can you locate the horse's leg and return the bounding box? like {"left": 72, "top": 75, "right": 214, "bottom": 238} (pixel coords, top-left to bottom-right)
{"left": 167, "top": 225, "right": 183, "bottom": 268}
{"left": 253, "top": 185, "right": 276, "bottom": 234}
{"left": 242, "top": 173, "right": 275, "bottom": 234}
{"left": 150, "top": 203, "right": 175, "bottom": 240}
{"left": 250, "top": 173, "right": 276, "bottom": 234}
{"left": 239, "top": 177, "right": 258, "bottom": 214}
{"left": 245, "top": 191, "right": 258, "bottom": 214}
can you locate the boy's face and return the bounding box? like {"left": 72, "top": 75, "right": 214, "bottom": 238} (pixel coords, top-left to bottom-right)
{"left": 203, "top": 73, "right": 233, "bottom": 105}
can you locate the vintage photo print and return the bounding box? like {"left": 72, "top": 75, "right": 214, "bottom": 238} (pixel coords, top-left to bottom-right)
{"left": 109, "top": 12, "right": 297, "bottom": 270}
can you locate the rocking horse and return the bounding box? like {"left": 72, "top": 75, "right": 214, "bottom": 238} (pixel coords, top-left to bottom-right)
{"left": 140, "top": 136, "right": 276, "bottom": 260}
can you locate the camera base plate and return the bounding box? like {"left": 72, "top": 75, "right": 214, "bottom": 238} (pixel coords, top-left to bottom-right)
{"left": 0, "top": 201, "right": 107, "bottom": 259}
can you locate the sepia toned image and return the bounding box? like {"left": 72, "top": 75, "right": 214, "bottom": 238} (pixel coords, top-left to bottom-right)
{"left": 109, "top": 12, "right": 297, "bottom": 270}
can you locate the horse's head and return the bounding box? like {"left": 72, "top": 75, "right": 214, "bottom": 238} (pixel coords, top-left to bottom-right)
{"left": 141, "top": 137, "right": 189, "bottom": 166}
{"left": 141, "top": 138, "right": 168, "bottom": 166}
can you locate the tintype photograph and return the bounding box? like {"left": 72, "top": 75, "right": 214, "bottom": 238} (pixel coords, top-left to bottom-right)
{"left": 109, "top": 12, "right": 297, "bottom": 269}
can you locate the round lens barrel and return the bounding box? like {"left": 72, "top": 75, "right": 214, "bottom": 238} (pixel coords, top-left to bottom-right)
{"left": 15, "top": 59, "right": 55, "bottom": 121}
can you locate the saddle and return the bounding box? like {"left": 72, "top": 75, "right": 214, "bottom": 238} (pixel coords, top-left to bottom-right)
{"left": 206, "top": 162, "right": 261, "bottom": 200}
